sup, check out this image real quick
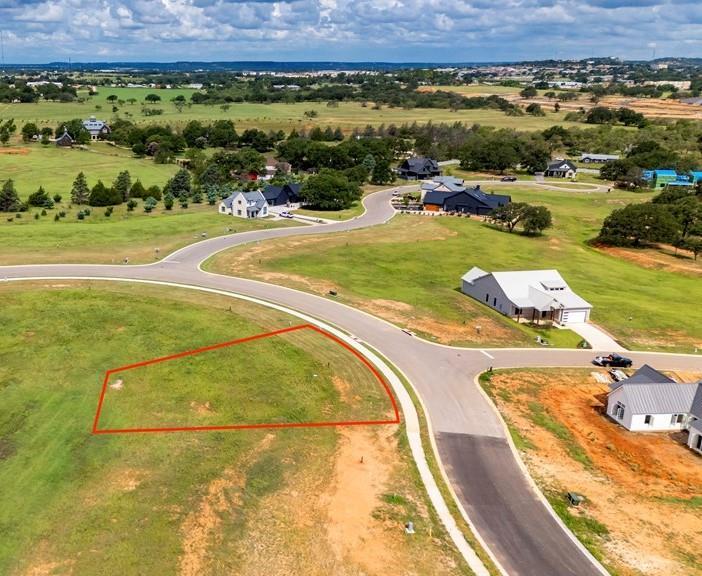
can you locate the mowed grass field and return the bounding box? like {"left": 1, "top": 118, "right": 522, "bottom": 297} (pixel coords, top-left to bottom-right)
{"left": 206, "top": 186, "right": 702, "bottom": 352}
{"left": 1, "top": 86, "right": 579, "bottom": 133}
{"left": 0, "top": 143, "right": 178, "bottom": 201}
{"left": 0, "top": 198, "right": 299, "bottom": 265}
{"left": 0, "top": 281, "right": 469, "bottom": 576}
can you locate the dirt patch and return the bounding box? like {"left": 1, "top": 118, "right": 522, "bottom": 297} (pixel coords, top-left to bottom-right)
{"left": 111, "top": 468, "right": 146, "bottom": 492}
{"left": 23, "top": 559, "right": 75, "bottom": 576}
{"left": 189, "top": 401, "right": 213, "bottom": 415}
{"left": 0, "top": 147, "right": 30, "bottom": 155}
{"left": 323, "top": 427, "right": 405, "bottom": 574}
{"left": 178, "top": 433, "right": 276, "bottom": 576}
{"left": 598, "top": 244, "right": 702, "bottom": 277}
{"left": 109, "top": 379, "right": 123, "bottom": 390}
{"left": 489, "top": 369, "right": 702, "bottom": 576}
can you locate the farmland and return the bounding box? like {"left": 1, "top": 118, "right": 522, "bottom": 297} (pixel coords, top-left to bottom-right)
{"left": 206, "top": 185, "right": 702, "bottom": 352}
{"left": 0, "top": 86, "right": 581, "bottom": 133}
{"left": 0, "top": 281, "right": 469, "bottom": 576}
{"left": 481, "top": 368, "right": 702, "bottom": 576}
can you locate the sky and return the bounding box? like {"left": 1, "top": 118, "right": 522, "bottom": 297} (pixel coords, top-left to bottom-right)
{"left": 1, "top": 0, "right": 701, "bottom": 64}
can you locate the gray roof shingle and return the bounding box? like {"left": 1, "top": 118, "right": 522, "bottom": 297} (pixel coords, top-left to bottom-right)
{"left": 619, "top": 383, "right": 699, "bottom": 415}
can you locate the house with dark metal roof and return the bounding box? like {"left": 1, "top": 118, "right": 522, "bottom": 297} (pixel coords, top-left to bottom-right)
{"left": 397, "top": 156, "right": 441, "bottom": 180}
{"left": 54, "top": 128, "right": 74, "bottom": 147}
{"left": 422, "top": 185, "right": 511, "bottom": 216}
{"left": 606, "top": 365, "right": 701, "bottom": 432}
{"left": 545, "top": 159, "right": 577, "bottom": 178}
{"left": 262, "top": 183, "right": 302, "bottom": 206}
{"left": 219, "top": 190, "right": 269, "bottom": 218}
{"left": 688, "top": 386, "right": 702, "bottom": 455}
{"left": 580, "top": 153, "right": 620, "bottom": 163}
{"left": 420, "top": 176, "right": 466, "bottom": 194}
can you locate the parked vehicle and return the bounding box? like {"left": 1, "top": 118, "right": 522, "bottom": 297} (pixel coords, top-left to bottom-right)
{"left": 593, "top": 353, "right": 633, "bottom": 368}
{"left": 279, "top": 211, "right": 294, "bottom": 218}
{"left": 500, "top": 175, "right": 517, "bottom": 182}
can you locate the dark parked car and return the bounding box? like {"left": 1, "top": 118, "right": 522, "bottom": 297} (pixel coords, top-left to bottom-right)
{"left": 500, "top": 175, "right": 517, "bottom": 182}
{"left": 593, "top": 353, "right": 633, "bottom": 368}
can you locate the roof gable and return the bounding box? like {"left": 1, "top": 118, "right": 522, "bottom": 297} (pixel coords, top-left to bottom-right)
{"left": 619, "top": 383, "right": 698, "bottom": 415}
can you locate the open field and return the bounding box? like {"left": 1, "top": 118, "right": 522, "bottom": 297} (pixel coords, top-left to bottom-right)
{"left": 206, "top": 185, "right": 702, "bottom": 352}
{"left": 1, "top": 87, "right": 582, "bottom": 133}
{"left": 481, "top": 368, "right": 702, "bottom": 576}
{"left": 0, "top": 281, "right": 469, "bottom": 576}
{"left": 0, "top": 143, "right": 178, "bottom": 201}
{"left": 0, "top": 198, "right": 298, "bottom": 265}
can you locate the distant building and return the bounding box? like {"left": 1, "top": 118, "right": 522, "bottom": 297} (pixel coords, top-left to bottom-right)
{"left": 219, "top": 191, "right": 269, "bottom": 218}
{"left": 642, "top": 169, "right": 697, "bottom": 189}
{"left": 460, "top": 268, "right": 592, "bottom": 325}
{"left": 397, "top": 156, "right": 441, "bottom": 180}
{"left": 606, "top": 365, "right": 701, "bottom": 434}
{"left": 262, "top": 183, "right": 302, "bottom": 206}
{"left": 580, "top": 153, "right": 619, "bottom": 163}
{"left": 545, "top": 159, "right": 577, "bottom": 178}
{"left": 82, "top": 116, "right": 111, "bottom": 141}
{"left": 54, "top": 128, "right": 74, "bottom": 147}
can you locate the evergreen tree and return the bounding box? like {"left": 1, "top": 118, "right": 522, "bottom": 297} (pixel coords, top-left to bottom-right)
{"left": 27, "top": 186, "right": 53, "bottom": 208}
{"left": 112, "top": 170, "right": 132, "bottom": 202}
{"left": 163, "top": 191, "right": 175, "bottom": 210}
{"left": 167, "top": 168, "right": 192, "bottom": 197}
{"left": 88, "top": 180, "right": 123, "bottom": 206}
{"left": 71, "top": 172, "right": 90, "bottom": 205}
{"left": 0, "top": 179, "right": 22, "bottom": 212}
{"left": 129, "top": 179, "right": 146, "bottom": 199}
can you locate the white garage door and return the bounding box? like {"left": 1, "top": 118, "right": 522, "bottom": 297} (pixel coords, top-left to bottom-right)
{"left": 561, "top": 309, "right": 588, "bottom": 324}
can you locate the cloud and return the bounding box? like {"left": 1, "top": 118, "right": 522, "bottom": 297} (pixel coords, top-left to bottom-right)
{"left": 0, "top": 0, "right": 700, "bottom": 62}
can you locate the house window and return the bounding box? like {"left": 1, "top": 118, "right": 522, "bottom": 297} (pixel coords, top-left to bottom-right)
{"left": 541, "top": 310, "right": 548, "bottom": 318}
{"left": 492, "top": 297, "right": 497, "bottom": 306}
{"left": 485, "top": 293, "right": 489, "bottom": 302}
{"left": 514, "top": 307, "right": 522, "bottom": 315}
{"left": 614, "top": 402, "right": 625, "bottom": 420}
{"left": 644, "top": 415, "right": 653, "bottom": 426}
{"left": 237, "top": 210, "right": 242, "bottom": 216}
{"left": 670, "top": 414, "right": 684, "bottom": 425}
{"left": 697, "top": 435, "right": 702, "bottom": 450}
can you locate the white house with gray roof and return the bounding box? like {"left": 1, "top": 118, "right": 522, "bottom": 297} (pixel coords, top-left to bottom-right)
{"left": 219, "top": 191, "right": 269, "bottom": 219}
{"left": 606, "top": 365, "right": 701, "bottom": 433}
{"left": 460, "top": 268, "right": 592, "bottom": 325}
{"left": 687, "top": 386, "right": 702, "bottom": 454}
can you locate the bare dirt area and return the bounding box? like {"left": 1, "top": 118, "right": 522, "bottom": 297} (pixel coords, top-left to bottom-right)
{"left": 228, "top": 427, "right": 465, "bottom": 576}
{"left": 0, "top": 147, "right": 30, "bottom": 155}
{"left": 486, "top": 369, "right": 702, "bottom": 576}
{"left": 598, "top": 244, "right": 702, "bottom": 277}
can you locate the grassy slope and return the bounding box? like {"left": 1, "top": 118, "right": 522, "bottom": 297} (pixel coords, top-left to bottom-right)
{"left": 0, "top": 281, "right": 468, "bottom": 576}
{"left": 1, "top": 87, "right": 579, "bottom": 133}
{"left": 0, "top": 199, "right": 299, "bottom": 264}
{"left": 0, "top": 142, "right": 178, "bottom": 201}
{"left": 207, "top": 185, "right": 702, "bottom": 351}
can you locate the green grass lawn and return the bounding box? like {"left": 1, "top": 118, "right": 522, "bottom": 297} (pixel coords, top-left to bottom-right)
{"left": 0, "top": 199, "right": 299, "bottom": 264}
{"left": 0, "top": 281, "right": 467, "bottom": 576}
{"left": 0, "top": 143, "right": 178, "bottom": 201}
{"left": 1, "top": 88, "right": 580, "bottom": 133}
{"left": 207, "top": 185, "right": 702, "bottom": 352}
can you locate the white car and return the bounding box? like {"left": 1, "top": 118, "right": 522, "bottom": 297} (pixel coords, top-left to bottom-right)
{"left": 279, "top": 211, "right": 294, "bottom": 219}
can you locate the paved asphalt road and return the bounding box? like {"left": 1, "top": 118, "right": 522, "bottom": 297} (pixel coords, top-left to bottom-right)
{"left": 4, "top": 187, "right": 701, "bottom": 576}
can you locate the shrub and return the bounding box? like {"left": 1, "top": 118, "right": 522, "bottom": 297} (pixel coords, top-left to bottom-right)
{"left": 126, "top": 199, "right": 138, "bottom": 211}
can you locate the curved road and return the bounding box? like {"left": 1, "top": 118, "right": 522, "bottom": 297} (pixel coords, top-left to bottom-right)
{"left": 4, "top": 188, "right": 701, "bottom": 576}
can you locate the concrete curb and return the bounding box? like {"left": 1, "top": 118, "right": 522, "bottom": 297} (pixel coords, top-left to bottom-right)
{"left": 473, "top": 372, "right": 611, "bottom": 576}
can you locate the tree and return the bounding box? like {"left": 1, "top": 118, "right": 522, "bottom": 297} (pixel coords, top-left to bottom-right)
{"left": 107, "top": 95, "right": 118, "bottom": 103}
{"left": 519, "top": 86, "right": 538, "bottom": 98}
{"left": 0, "top": 119, "right": 17, "bottom": 145}
{"left": 525, "top": 103, "right": 545, "bottom": 116}
{"left": 88, "top": 180, "right": 122, "bottom": 206}
{"left": 0, "top": 179, "right": 23, "bottom": 212}
{"left": 362, "top": 153, "right": 376, "bottom": 174}
{"left": 300, "top": 169, "right": 361, "bottom": 210}
{"left": 490, "top": 202, "right": 530, "bottom": 233}
{"left": 585, "top": 106, "right": 616, "bottom": 124}
{"left": 112, "top": 170, "right": 132, "bottom": 202}
{"left": 522, "top": 205, "right": 552, "bottom": 235}
{"left": 21, "top": 122, "right": 39, "bottom": 142}
{"left": 166, "top": 168, "right": 192, "bottom": 197}
{"left": 27, "top": 186, "right": 53, "bottom": 208}
{"left": 370, "top": 159, "right": 394, "bottom": 185}
{"left": 129, "top": 179, "right": 146, "bottom": 199}
{"left": 143, "top": 196, "right": 158, "bottom": 213}
{"left": 146, "top": 185, "right": 162, "bottom": 201}
{"left": 145, "top": 93, "right": 161, "bottom": 103}
{"left": 71, "top": 172, "right": 90, "bottom": 205}
{"left": 670, "top": 196, "right": 702, "bottom": 239}
{"left": 597, "top": 203, "right": 680, "bottom": 246}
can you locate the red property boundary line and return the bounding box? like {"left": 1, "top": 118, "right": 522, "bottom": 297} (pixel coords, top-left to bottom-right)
{"left": 92, "top": 323, "right": 401, "bottom": 435}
